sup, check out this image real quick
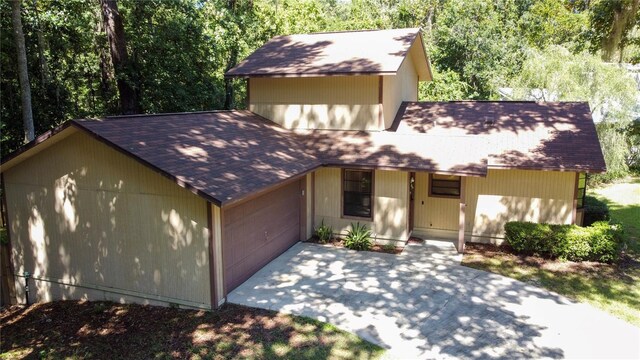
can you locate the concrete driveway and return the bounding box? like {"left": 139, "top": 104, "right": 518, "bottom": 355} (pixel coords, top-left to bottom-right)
{"left": 228, "top": 241, "right": 640, "bottom": 359}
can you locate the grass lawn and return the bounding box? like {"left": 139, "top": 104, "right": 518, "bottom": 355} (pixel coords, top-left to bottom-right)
{"left": 462, "top": 177, "right": 640, "bottom": 327}
{"left": 0, "top": 301, "right": 384, "bottom": 360}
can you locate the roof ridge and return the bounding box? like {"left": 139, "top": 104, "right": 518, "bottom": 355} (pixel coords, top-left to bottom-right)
{"left": 281, "top": 27, "right": 420, "bottom": 37}
{"left": 406, "top": 100, "right": 587, "bottom": 104}
{"left": 95, "top": 109, "right": 238, "bottom": 120}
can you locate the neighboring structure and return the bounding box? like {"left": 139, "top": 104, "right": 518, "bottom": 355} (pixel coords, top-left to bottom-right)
{"left": 0, "top": 28, "right": 605, "bottom": 309}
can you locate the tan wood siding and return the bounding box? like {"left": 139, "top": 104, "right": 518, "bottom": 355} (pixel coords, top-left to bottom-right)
{"left": 210, "top": 204, "right": 224, "bottom": 307}
{"left": 413, "top": 172, "right": 459, "bottom": 232}
{"left": 4, "top": 132, "right": 211, "bottom": 308}
{"left": 306, "top": 173, "right": 314, "bottom": 239}
{"left": 465, "top": 169, "right": 575, "bottom": 240}
{"left": 249, "top": 76, "right": 381, "bottom": 130}
{"left": 314, "top": 168, "right": 409, "bottom": 240}
{"left": 382, "top": 55, "right": 418, "bottom": 129}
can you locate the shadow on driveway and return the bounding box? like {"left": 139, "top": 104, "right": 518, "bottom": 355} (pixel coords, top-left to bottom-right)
{"left": 228, "top": 241, "right": 640, "bottom": 359}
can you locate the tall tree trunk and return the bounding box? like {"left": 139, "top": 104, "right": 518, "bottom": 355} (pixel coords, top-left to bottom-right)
{"left": 224, "top": 0, "right": 244, "bottom": 110}
{"left": 224, "top": 46, "right": 238, "bottom": 110}
{"left": 11, "top": 0, "right": 35, "bottom": 143}
{"left": 601, "top": 0, "right": 640, "bottom": 62}
{"left": 100, "top": 0, "right": 140, "bottom": 114}
{"left": 32, "top": 0, "right": 49, "bottom": 85}
{"left": 95, "top": 5, "right": 113, "bottom": 106}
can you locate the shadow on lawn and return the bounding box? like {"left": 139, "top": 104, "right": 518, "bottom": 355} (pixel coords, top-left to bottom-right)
{"left": 463, "top": 243, "right": 640, "bottom": 326}
{"left": 0, "top": 301, "right": 383, "bottom": 359}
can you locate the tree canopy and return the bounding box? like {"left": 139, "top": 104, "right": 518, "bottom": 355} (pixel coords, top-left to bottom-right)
{"left": 1, "top": 0, "right": 639, "bottom": 178}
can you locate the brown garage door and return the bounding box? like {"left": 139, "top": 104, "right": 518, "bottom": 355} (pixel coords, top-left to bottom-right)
{"left": 222, "top": 180, "right": 302, "bottom": 292}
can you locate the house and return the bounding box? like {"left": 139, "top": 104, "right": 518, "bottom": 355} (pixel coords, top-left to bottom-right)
{"left": 0, "top": 28, "right": 605, "bottom": 310}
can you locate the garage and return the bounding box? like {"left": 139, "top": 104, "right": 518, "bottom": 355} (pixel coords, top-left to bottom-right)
{"left": 222, "top": 179, "right": 303, "bottom": 292}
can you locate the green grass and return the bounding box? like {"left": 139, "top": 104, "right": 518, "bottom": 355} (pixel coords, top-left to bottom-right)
{"left": 589, "top": 178, "right": 640, "bottom": 253}
{"left": 0, "top": 301, "right": 384, "bottom": 360}
{"left": 462, "top": 177, "right": 640, "bottom": 327}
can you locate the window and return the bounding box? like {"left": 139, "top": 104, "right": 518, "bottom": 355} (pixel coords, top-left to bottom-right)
{"left": 429, "top": 174, "right": 461, "bottom": 198}
{"left": 343, "top": 169, "right": 373, "bottom": 218}
{"left": 577, "top": 173, "right": 587, "bottom": 209}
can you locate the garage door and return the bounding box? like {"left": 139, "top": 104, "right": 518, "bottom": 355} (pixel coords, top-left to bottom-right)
{"left": 222, "top": 180, "right": 302, "bottom": 292}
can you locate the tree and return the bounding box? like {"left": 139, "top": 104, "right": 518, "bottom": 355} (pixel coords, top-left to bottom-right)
{"left": 100, "top": 0, "right": 139, "bottom": 114}
{"left": 11, "top": 0, "right": 35, "bottom": 143}
{"left": 510, "top": 46, "right": 639, "bottom": 180}
{"left": 428, "top": 0, "right": 526, "bottom": 99}
{"left": 419, "top": 68, "right": 468, "bottom": 101}
{"left": 588, "top": 0, "right": 640, "bottom": 62}
{"left": 519, "top": 0, "right": 588, "bottom": 50}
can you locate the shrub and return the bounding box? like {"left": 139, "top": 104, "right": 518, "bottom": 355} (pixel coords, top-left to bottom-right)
{"left": 314, "top": 220, "right": 333, "bottom": 243}
{"left": 382, "top": 243, "right": 396, "bottom": 253}
{"left": 344, "top": 222, "right": 372, "bottom": 251}
{"left": 504, "top": 220, "right": 623, "bottom": 263}
{"left": 582, "top": 196, "right": 610, "bottom": 226}
{"left": 503, "top": 222, "right": 557, "bottom": 257}
{"left": 585, "top": 221, "right": 624, "bottom": 263}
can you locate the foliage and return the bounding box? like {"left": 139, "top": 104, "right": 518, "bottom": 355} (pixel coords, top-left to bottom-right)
{"left": 343, "top": 222, "right": 372, "bottom": 251}
{"left": 314, "top": 219, "right": 333, "bottom": 243}
{"left": 504, "top": 222, "right": 557, "bottom": 257}
{"left": 586, "top": 0, "right": 640, "bottom": 62}
{"left": 628, "top": 120, "right": 640, "bottom": 170}
{"left": 2, "top": 0, "right": 638, "bottom": 167}
{"left": 504, "top": 220, "right": 623, "bottom": 263}
{"left": 509, "top": 46, "right": 639, "bottom": 181}
{"left": 428, "top": 0, "right": 526, "bottom": 99}
{"left": 419, "top": 67, "right": 468, "bottom": 101}
{"left": 583, "top": 195, "right": 611, "bottom": 226}
{"left": 0, "top": 228, "right": 7, "bottom": 246}
{"left": 382, "top": 243, "right": 397, "bottom": 253}
{"left": 518, "top": 0, "right": 588, "bottom": 50}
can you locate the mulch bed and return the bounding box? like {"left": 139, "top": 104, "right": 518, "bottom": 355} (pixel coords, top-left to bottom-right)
{"left": 306, "top": 236, "right": 406, "bottom": 254}
{"left": 463, "top": 242, "right": 621, "bottom": 275}
{"left": 0, "top": 300, "right": 381, "bottom": 359}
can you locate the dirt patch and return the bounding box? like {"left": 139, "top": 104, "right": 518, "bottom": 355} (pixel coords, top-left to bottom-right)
{"left": 306, "top": 236, "right": 404, "bottom": 254}
{"left": 0, "top": 301, "right": 383, "bottom": 359}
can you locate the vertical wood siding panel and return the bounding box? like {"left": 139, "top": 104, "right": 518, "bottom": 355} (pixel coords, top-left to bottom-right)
{"left": 212, "top": 205, "right": 224, "bottom": 305}
{"left": 313, "top": 168, "right": 409, "bottom": 240}
{"left": 250, "top": 76, "right": 381, "bottom": 130}
{"left": 4, "top": 132, "right": 211, "bottom": 307}
{"left": 373, "top": 170, "right": 409, "bottom": 239}
{"left": 382, "top": 55, "right": 419, "bottom": 129}
{"left": 464, "top": 169, "right": 575, "bottom": 240}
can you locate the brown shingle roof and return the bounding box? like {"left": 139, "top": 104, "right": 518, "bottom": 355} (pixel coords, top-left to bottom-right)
{"left": 75, "top": 111, "right": 322, "bottom": 206}
{"left": 226, "top": 28, "right": 426, "bottom": 78}
{"left": 297, "top": 130, "right": 489, "bottom": 176}
{"left": 2, "top": 102, "right": 605, "bottom": 206}
{"left": 394, "top": 101, "right": 606, "bottom": 172}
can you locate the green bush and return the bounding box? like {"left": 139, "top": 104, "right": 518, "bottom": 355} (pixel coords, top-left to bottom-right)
{"left": 343, "top": 222, "right": 372, "bottom": 251}
{"left": 582, "top": 196, "right": 610, "bottom": 226}
{"left": 503, "top": 222, "right": 558, "bottom": 257}
{"left": 504, "top": 220, "right": 623, "bottom": 263}
{"left": 586, "top": 221, "right": 624, "bottom": 263}
{"left": 314, "top": 220, "right": 333, "bottom": 243}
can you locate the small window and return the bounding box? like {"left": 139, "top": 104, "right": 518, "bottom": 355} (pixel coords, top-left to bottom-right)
{"left": 343, "top": 169, "right": 373, "bottom": 218}
{"left": 429, "top": 174, "right": 461, "bottom": 198}
{"left": 577, "top": 173, "right": 587, "bottom": 209}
